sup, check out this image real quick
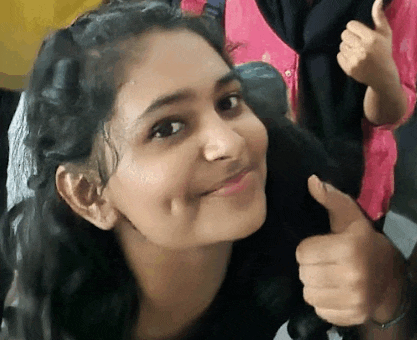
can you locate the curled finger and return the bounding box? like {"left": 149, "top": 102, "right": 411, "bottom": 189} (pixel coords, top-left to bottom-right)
{"left": 341, "top": 29, "right": 362, "bottom": 48}
{"left": 314, "top": 307, "right": 369, "bottom": 326}
{"left": 299, "top": 264, "right": 341, "bottom": 288}
{"left": 339, "top": 41, "right": 353, "bottom": 55}
{"left": 303, "top": 286, "right": 369, "bottom": 311}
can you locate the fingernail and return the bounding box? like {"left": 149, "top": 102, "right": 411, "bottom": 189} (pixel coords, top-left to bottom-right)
{"left": 324, "top": 182, "right": 336, "bottom": 192}
{"left": 311, "top": 174, "right": 324, "bottom": 191}
{"left": 378, "top": 0, "right": 383, "bottom": 9}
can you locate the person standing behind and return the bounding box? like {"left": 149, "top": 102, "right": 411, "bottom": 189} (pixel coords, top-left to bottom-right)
{"left": 179, "top": 0, "right": 417, "bottom": 223}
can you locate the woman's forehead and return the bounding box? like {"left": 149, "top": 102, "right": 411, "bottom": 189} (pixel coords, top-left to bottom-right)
{"left": 120, "top": 30, "right": 230, "bottom": 92}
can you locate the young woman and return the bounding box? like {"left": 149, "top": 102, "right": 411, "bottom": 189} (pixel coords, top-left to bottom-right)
{"left": 0, "top": 1, "right": 410, "bottom": 339}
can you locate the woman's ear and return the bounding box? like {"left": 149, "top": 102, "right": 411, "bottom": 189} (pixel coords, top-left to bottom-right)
{"left": 55, "top": 165, "right": 120, "bottom": 230}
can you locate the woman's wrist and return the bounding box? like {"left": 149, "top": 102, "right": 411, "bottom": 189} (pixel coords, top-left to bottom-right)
{"left": 370, "top": 254, "right": 410, "bottom": 327}
{"left": 364, "top": 81, "right": 407, "bottom": 125}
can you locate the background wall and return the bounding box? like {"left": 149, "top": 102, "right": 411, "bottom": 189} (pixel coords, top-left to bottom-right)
{"left": 0, "top": 0, "right": 101, "bottom": 90}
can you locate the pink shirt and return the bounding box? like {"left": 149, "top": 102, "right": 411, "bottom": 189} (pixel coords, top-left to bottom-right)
{"left": 182, "top": 0, "right": 417, "bottom": 220}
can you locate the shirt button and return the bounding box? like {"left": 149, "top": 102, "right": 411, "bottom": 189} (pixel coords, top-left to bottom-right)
{"left": 285, "top": 70, "right": 292, "bottom": 77}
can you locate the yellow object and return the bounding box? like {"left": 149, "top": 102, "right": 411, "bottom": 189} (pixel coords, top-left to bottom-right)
{"left": 0, "top": 0, "right": 101, "bottom": 89}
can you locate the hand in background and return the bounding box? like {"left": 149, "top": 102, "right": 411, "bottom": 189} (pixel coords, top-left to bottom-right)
{"left": 296, "top": 175, "right": 404, "bottom": 326}
{"left": 337, "top": 0, "right": 400, "bottom": 93}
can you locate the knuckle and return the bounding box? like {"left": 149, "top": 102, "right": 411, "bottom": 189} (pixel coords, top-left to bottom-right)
{"left": 369, "top": 35, "right": 377, "bottom": 45}
{"left": 359, "top": 47, "right": 368, "bottom": 59}
{"left": 356, "top": 51, "right": 366, "bottom": 63}
{"left": 295, "top": 246, "right": 304, "bottom": 263}
{"left": 340, "top": 239, "right": 356, "bottom": 258}
{"left": 345, "top": 235, "right": 363, "bottom": 255}
{"left": 347, "top": 268, "right": 365, "bottom": 287}
{"left": 350, "top": 58, "right": 361, "bottom": 70}
{"left": 303, "top": 287, "right": 316, "bottom": 306}
{"left": 314, "top": 307, "right": 328, "bottom": 320}
{"left": 343, "top": 63, "right": 353, "bottom": 75}
{"left": 298, "top": 267, "right": 307, "bottom": 284}
{"left": 367, "top": 36, "right": 379, "bottom": 49}
{"left": 352, "top": 311, "right": 368, "bottom": 325}
{"left": 333, "top": 311, "right": 365, "bottom": 327}
{"left": 346, "top": 21, "right": 355, "bottom": 30}
{"left": 350, "top": 290, "right": 368, "bottom": 308}
{"left": 315, "top": 309, "right": 342, "bottom": 326}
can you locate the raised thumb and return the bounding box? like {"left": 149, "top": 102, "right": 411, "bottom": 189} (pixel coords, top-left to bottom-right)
{"left": 372, "top": 0, "right": 390, "bottom": 34}
{"left": 307, "top": 175, "right": 364, "bottom": 234}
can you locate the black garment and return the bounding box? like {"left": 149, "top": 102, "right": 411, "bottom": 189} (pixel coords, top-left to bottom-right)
{"left": 254, "top": 0, "right": 391, "bottom": 193}
{"left": 255, "top": 0, "right": 387, "bottom": 141}
{"left": 181, "top": 114, "right": 359, "bottom": 339}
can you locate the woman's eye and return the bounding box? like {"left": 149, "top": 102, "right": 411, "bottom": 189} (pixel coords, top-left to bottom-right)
{"left": 217, "top": 94, "right": 242, "bottom": 113}
{"left": 150, "top": 120, "right": 185, "bottom": 139}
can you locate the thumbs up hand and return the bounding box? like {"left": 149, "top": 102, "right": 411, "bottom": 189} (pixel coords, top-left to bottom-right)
{"left": 296, "top": 175, "right": 404, "bottom": 326}
{"left": 337, "top": 0, "right": 399, "bottom": 92}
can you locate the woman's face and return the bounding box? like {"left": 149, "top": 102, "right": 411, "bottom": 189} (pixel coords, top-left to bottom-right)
{"left": 105, "top": 29, "right": 268, "bottom": 248}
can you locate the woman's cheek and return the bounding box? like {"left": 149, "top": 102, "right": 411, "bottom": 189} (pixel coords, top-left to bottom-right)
{"left": 248, "top": 116, "right": 268, "bottom": 159}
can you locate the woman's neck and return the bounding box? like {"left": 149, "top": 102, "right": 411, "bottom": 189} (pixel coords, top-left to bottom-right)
{"left": 135, "top": 241, "right": 233, "bottom": 308}
{"left": 116, "top": 229, "right": 233, "bottom": 339}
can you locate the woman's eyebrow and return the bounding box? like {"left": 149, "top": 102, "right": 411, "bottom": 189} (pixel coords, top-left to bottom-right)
{"left": 135, "top": 69, "right": 241, "bottom": 123}
{"left": 215, "top": 69, "right": 241, "bottom": 91}
{"left": 139, "top": 90, "right": 196, "bottom": 121}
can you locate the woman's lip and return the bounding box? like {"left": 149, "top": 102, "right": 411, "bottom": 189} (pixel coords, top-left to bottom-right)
{"left": 205, "top": 170, "right": 252, "bottom": 197}
{"left": 224, "top": 170, "right": 248, "bottom": 185}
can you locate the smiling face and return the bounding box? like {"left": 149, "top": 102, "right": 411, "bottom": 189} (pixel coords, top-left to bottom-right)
{"left": 103, "top": 29, "right": 268, "bottom": 248}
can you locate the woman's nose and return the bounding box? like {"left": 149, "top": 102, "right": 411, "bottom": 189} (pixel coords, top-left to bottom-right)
{"left": 201, "top": 118, "right": 245, "bottom": 162}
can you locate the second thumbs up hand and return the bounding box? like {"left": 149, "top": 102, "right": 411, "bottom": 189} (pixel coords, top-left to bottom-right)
{"left": 337, "top": 0, "right": 399, "bottom": 93}
{"left": 296, "top": 175, "right": 406, "bottom": 327}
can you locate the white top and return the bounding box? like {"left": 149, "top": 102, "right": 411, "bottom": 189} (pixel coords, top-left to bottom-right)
{"left": 6, "top": 92, "right": 34, "bottom": 211}
{"left": 274, "top": 321, "right": 343, "bottom": 340}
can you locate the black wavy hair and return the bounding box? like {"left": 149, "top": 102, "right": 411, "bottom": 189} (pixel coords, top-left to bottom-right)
{"left": 0, "top": 1, "right": 356, "bottom": 339}
{"left": 0, "top": 2, "right": 230, "bottom": 339}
